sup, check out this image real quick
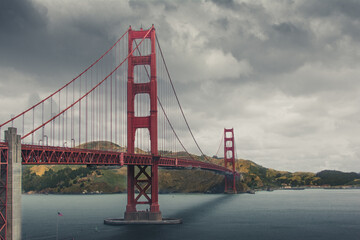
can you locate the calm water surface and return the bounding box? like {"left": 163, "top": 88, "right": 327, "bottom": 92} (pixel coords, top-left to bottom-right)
{"left": 22, "top": 189, "right": 360, "bottom": 240}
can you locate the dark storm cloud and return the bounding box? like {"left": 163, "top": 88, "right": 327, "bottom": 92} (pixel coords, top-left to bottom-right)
{"left": 210, "top": 18, "right": 229, "bottom": 30}
{"left": 0, "top": 0, "right": 47, "bottom": 34}
{"left": 299, "top": 0, "right": 360, "bottom": 43}
{"left": 0, "top": 0, "right": 359, "bottom": 172}
{"left": 129, "top": 0, "right": 150, "bottom": 10}
{"left": 0, "top": 0, "right": 118, "bottom": 89}
{"left": 209, "top": 0, "right": 235, "bottom": 9}
{"left": 129, "top": 0, "right": 177, "bottom": 13}
{"left": 301, "top": 0, "right": 360, "bottom": 19}
{"left": 271, "top": 22, "right": 311, "bottom": 48}
{"left": 204, "top": 2, "right": 314, "bottom": 76}
{"left": 0, "top": 0, "right": 48, "bottom": 73}
{"left": 248, "top": 21, "right": 313, "bottom": 75}
{"left": 202, "top": 0, "right": 359, "bottom": 99}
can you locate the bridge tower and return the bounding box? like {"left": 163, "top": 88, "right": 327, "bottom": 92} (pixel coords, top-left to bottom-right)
{"left": 125, "top": 26, "right": 161, "bottom": 221}
{"left": 224, "top": 128, "right": 237, "bottom": 194}
{"left": 4, "top": 127, "right": 22, "bottom": 240}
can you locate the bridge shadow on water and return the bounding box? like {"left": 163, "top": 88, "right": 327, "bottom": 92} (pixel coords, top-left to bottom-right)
{"left": 168, "top": 194, "right": 234, "bottom": 222}
{"left": 101, "top": 194, "right": 236, "bottom": 240}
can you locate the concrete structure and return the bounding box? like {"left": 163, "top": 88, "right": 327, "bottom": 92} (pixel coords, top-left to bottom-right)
{"left": 5, "top": 128, "right": 21, "bottom": 240}
{"left": 104, "top": 217, "right": 182, "bottom": 225}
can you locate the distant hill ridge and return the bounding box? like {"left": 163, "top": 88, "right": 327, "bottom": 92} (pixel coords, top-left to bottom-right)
{"left": 22, "top": 141, "right": 360, "bottom": 194}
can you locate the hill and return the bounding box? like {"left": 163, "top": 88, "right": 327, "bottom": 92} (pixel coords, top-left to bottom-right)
{"left": 316, "top": 170, "right": 360, "bottom": 186}
{"left": 22, "top": 141, "right": 360, "bottom": 194}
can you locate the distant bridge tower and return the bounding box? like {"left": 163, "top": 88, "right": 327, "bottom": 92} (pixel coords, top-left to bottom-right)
{"left": 224, "top": 128, "right": 237, "bottom": 194}
{"left": 125, "top": 25, "right": 161, "bottom": 220}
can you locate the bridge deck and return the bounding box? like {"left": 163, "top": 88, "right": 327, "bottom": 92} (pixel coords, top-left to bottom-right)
{"left": 0, "top": 143, "right": 234, "bottom": 174}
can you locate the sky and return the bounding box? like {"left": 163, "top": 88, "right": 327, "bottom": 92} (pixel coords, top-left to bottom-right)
{"left": 1, "top": 0, "right": 360, "bottom": 173}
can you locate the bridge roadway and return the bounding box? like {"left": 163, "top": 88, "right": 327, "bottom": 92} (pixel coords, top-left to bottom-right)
{"left": 0, "top": 142, "right": 234, "bottom": 174}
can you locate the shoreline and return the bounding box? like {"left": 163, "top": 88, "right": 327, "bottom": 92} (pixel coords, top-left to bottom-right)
{"left": 23, "top": 186, "right": 360, "bottom": 195}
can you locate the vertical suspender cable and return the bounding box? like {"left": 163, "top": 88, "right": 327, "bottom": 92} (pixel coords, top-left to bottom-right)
{"left": 156, "top": 35, "right": 210, "bottom": 161}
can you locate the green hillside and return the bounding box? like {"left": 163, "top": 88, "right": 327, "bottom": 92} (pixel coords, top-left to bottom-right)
{"left": 22, "top": 141, "right": 360, "bottom": 194}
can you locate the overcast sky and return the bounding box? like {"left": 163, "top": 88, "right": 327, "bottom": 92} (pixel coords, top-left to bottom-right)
{"left": 1, "top": 0, "right": 360, "bottom": 173}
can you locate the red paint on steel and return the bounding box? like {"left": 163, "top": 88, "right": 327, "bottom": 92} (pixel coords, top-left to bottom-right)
{"left": 132, "top": 37, "right": 195, "bottom": 161}
{"left": 126, "top": 25, "right": 160, "bottom": 214}
{"left": 224, "top": 128, "right": 237, "bottom": 193}
{"left": 17, "top": 143, "right": 233, "bottom": 173}
{"left": 0, "top": 30, "right": 129, "bottom": 129}
{"left": 150, "top": 156, "right": 160, "bottom": 212}
{"left": 127, "top": 26, "right": 157, "bottom": 155}
{"left": 21, "top": 28, "right": 151, "bottom": 140}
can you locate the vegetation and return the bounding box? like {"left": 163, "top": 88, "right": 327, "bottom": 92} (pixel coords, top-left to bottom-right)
{"left": 23, "top": 166, "right": 92, "bottom": 193}
{"left": 21, "top": 141, "right": 360, "bottom": 194}
{"left": 316, "top": 170, "right": 360, "bottom": 186}
{"left": 22, "top": 165, "right": 127, "bottom": 194}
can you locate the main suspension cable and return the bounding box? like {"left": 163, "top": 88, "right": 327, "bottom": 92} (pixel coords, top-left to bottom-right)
{"left": 133, "top": 39, "right": 195, "bottom": 160}
{"left": 0, "top": 30, "right": 129, "bottom": 128}
{"left": 156, "top": 35, "right": 210, "bottom": 161}
{"left": 22, "top": 28, "right": 152, "bottom": 139}
{"left": 215, "top": 133, "right": 224, "bottom": 158}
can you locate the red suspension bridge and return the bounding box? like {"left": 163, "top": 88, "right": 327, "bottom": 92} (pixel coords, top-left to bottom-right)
{"left": 0, "top": 25, "right": 239, "bottom": 240}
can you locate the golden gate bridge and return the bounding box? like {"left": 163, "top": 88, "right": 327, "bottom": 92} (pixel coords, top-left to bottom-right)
{"left": 0, "top": 25, "right": 239, "bottom": 240}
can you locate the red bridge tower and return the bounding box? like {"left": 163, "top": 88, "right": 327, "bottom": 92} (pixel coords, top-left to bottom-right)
{"left": 125, "top": 25, "right": 161, "bottom": 220}
{"left": 224, "top": 128, "right": 237, "bottom": 193}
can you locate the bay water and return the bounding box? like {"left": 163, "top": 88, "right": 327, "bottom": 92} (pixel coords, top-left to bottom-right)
{"left": 22, "top": 189, "right": 360, "bottom": 240}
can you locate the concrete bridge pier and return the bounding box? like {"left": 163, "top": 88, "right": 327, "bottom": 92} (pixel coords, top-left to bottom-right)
{"left": 5, "top": 127, "right": 22, "bottom": 240}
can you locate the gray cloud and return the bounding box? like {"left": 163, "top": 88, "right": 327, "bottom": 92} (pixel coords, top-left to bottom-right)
{"left": 0, "top": 0, "right": 359, "bottom": 172}
{"left": 209, "top": 0, "right": 236, "bottom": 9}
{"left": 300, "top": 0, "right": 360, "bottom": 19}
{"left": 0, "top": 0, "right": 47, "bottom": 34}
